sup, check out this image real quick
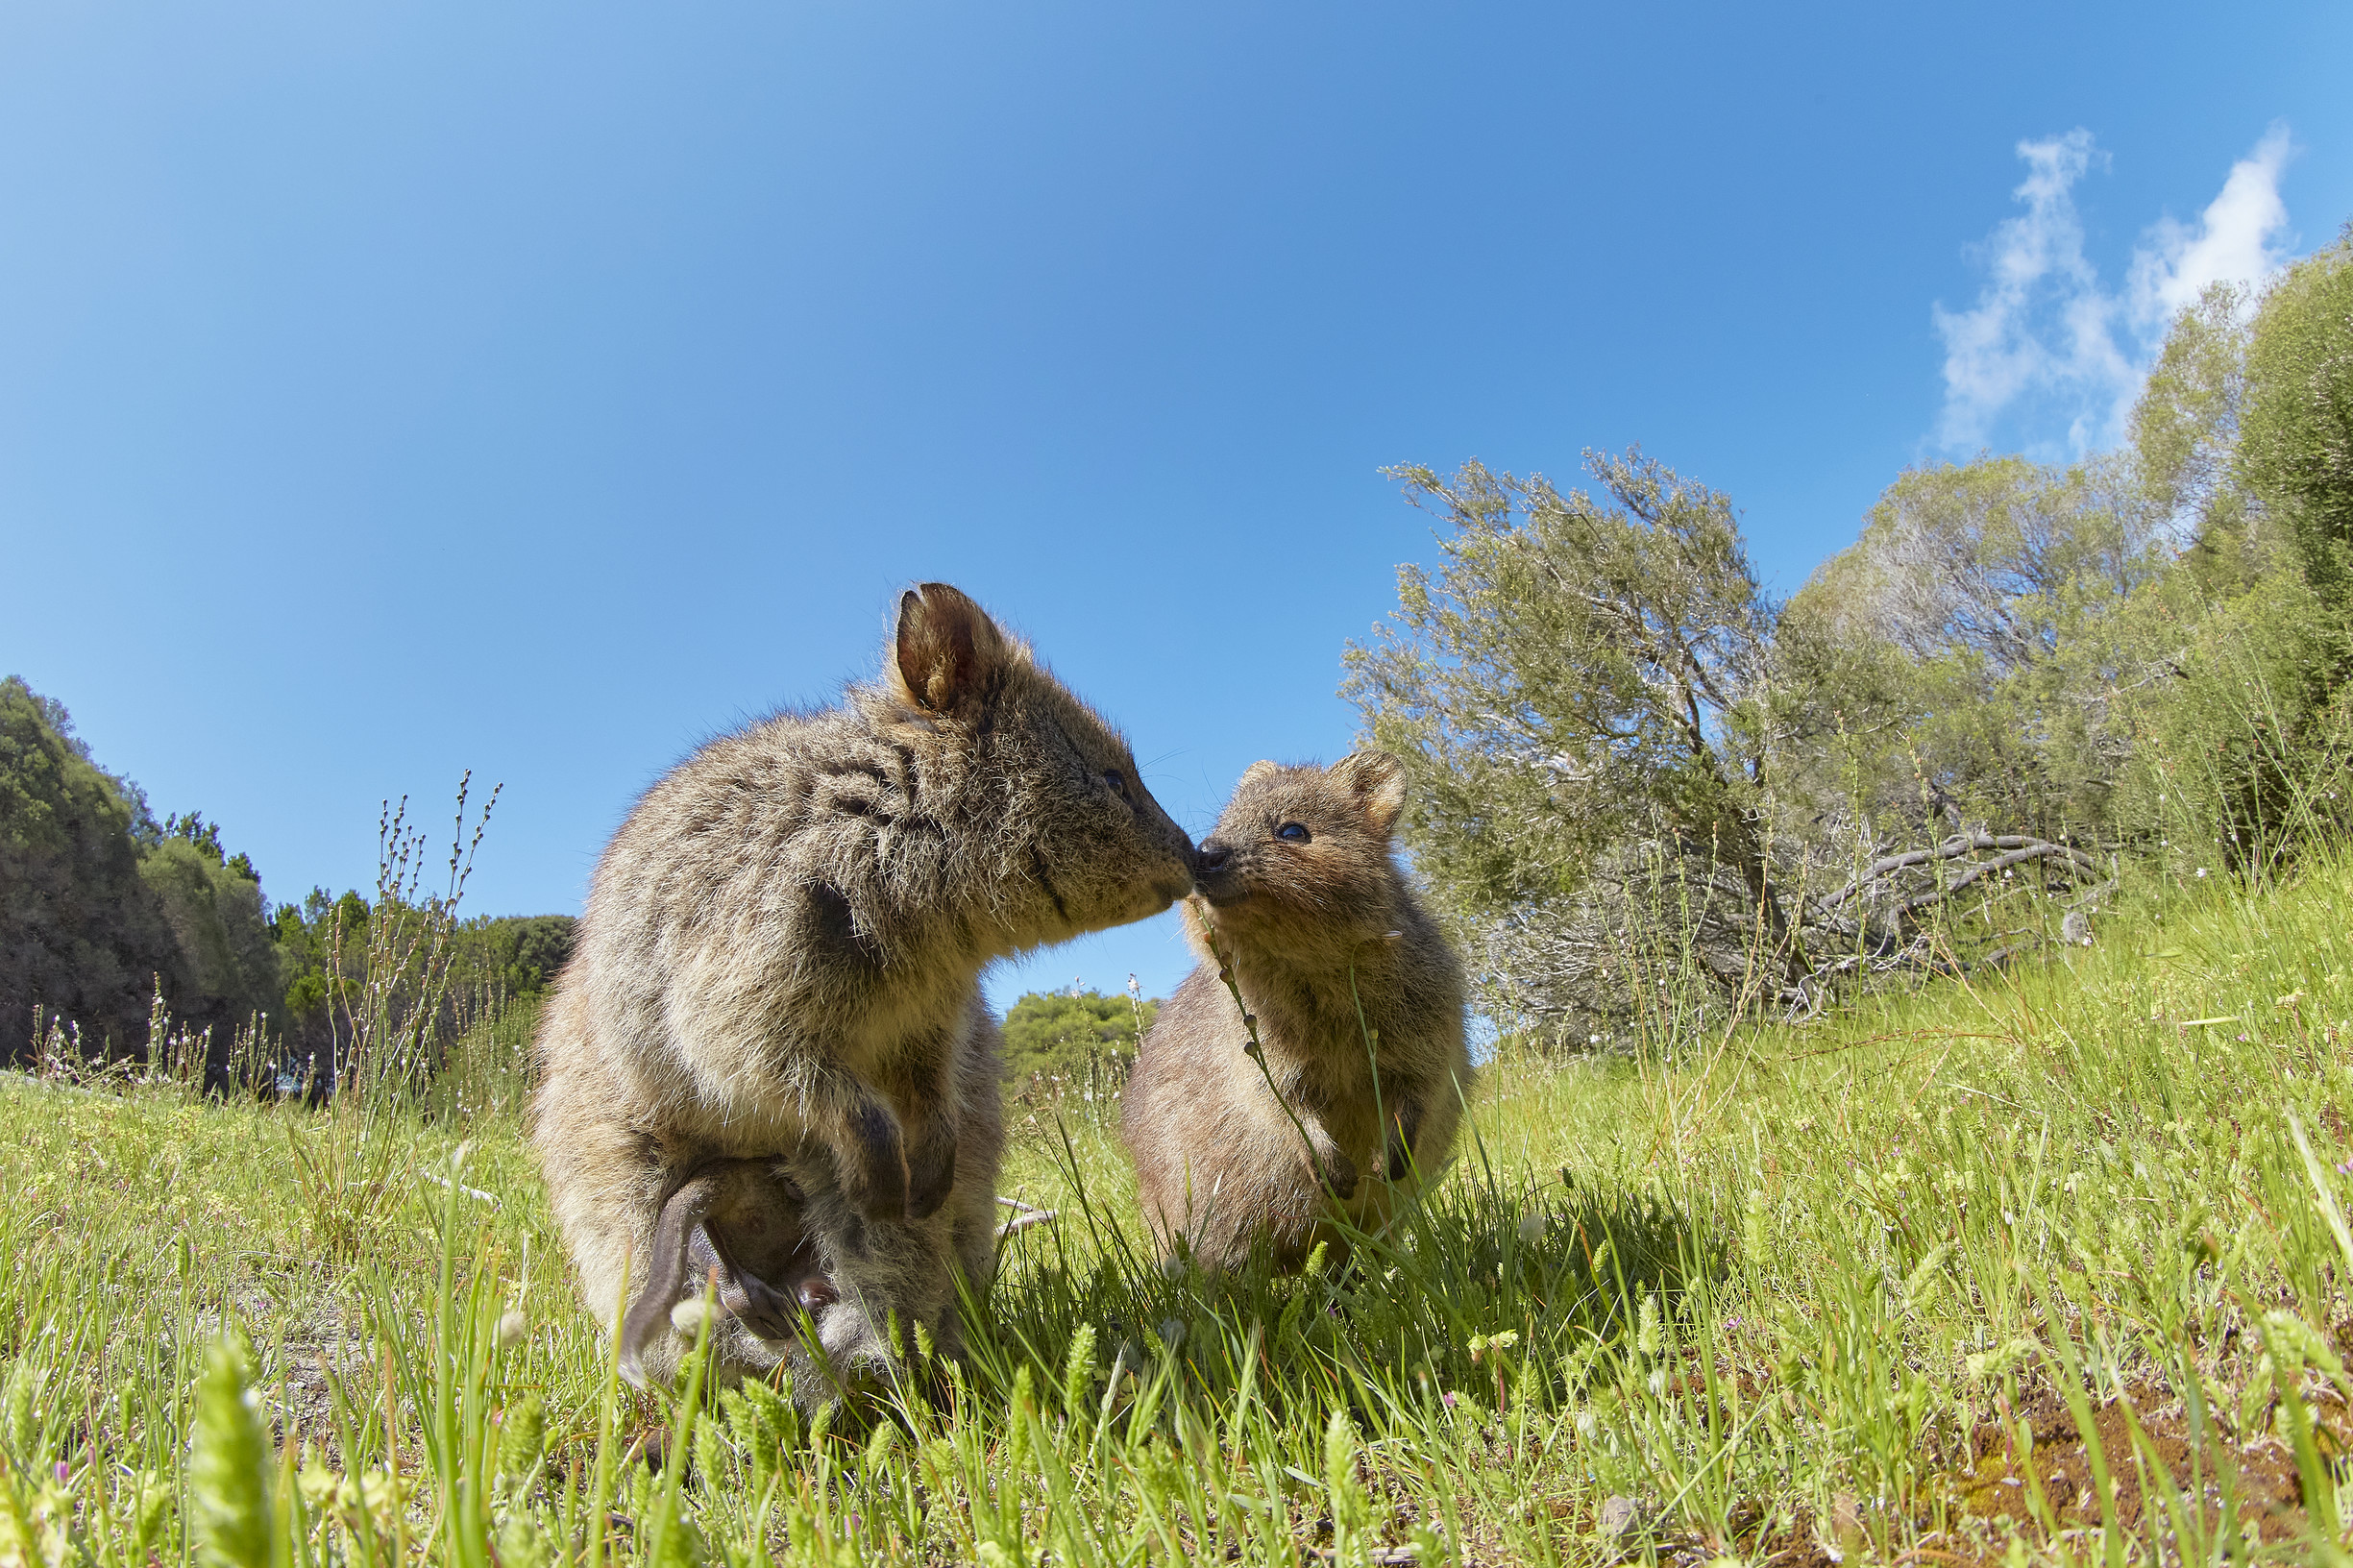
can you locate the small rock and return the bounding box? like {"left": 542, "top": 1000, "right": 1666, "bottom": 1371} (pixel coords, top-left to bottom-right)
{"left": 1598, "top": 1495, "right": 1645, "bottom": 1540}
{"left": 2061, "top": 910, "right": 2093, "bottom": 946}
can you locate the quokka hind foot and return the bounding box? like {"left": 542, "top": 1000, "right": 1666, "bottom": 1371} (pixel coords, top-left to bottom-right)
{"left": 1122, "top": 750, "right": 1470, "bottom": 1275}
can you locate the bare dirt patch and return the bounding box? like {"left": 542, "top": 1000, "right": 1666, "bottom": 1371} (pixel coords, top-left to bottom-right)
{"left": 1946, "top": 1386, "right": 2312, "bottom": 1549}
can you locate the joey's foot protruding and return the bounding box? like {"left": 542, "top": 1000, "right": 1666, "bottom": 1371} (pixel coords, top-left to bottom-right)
{"left": 621, "top": 1168, "right": 726, "bottom": 1385}
{"left": 620, "top": 1158, "right": 839, "bottom": 1385}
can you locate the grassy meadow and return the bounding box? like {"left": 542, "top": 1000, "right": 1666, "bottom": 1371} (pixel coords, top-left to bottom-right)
{"left": 8, "top": 855, "right": 2353, "bottom": 1568}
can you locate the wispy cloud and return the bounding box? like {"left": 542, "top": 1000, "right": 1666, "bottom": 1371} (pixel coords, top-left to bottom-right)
{"left": 2128, "top": 124, "right": 2293, "bottom": 330}
{"left": 1930, "top": 125, "right": 2295, "bottom": 459}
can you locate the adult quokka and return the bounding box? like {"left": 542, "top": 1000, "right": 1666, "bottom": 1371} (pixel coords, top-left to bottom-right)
{"left": 532, "top": 583, "right": 1196, "bottom": 1395}
{"left": 1121, "top": 751, "right": 1469, "bottom": 1273}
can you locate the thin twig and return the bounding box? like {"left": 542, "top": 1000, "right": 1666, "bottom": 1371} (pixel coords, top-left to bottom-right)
{"left": 1200, "top": 918, "right": 1350, "bottom": 1195}
{"left": 419, "top": 1170, "right": 500, "bottom": 1207}
{"left": 994, "top": 1196, "right": 1058, "bottom": 1238}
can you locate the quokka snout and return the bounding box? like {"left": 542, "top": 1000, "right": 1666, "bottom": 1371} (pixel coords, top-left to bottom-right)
{"left": 532, "top": 582, "right": 1196, "bottom": 1394}
{"left": 1121, "top": 750, "right": 1470, "bottom": 1273}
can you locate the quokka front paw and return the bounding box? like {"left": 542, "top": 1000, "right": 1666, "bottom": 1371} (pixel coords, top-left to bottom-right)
{"left": 1320, "top": 1147, "right": 1360, "bottom": 1203}
{"left": 904, "top": 1127, "right": 958, "bottom": 1221}
{"left": 1382, "top": 1100, "right": 1426, "bottom": 1183}
{"left": 840, "top": 1098, "right": 911, "bottom": 1223}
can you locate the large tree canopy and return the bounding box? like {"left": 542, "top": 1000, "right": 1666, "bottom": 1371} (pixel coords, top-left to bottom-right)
{"left": 1, "top": 677, "right": 193, "bottom": 1054}
{"left": 1342, "top": 452, "right": 1783, "bottom": 925}
{"left": 1344, "top": 453, "right": 1824, "bottom": 1029}
{"left": 2242, "top": 230, "right": 2353, "bottom": 594}
{"left": 1348, "top": 237, "right": 2353, "bottom": 1046}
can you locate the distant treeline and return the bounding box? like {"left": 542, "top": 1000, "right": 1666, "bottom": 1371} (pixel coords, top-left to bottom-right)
{"left": 0, "top": 676, "right": 573, "bottom": 1066}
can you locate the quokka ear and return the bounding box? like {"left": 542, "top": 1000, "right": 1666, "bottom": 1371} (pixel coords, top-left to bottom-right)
{"left": 1239, "top": 760, "right": 1281, "bottom": 786}
{"left": 1329, "top": 749, "right": 1406, "bottom": 837}
{"left": 893, "top": 582, "right": 1006, "bottom": 713}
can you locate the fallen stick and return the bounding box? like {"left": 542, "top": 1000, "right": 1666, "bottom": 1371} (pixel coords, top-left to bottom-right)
{"left": 421, "top": 1170, "right": 501, "bottom": 1208}
{"left": 995, "top": 1196, "right": 1058, "bottom": 1238}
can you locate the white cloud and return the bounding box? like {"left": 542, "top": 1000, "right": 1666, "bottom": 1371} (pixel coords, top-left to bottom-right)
{"left": 1930, "top": 125, "right": 2296, "bottom": 460}
{"left": 2128, "top": 122, "right": 2293, "bottom": 329}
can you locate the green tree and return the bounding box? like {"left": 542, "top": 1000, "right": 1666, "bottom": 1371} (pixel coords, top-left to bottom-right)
{"left": 449, "top": 914, "right": 577, "bottom": 1001}
{"left": 137, "top": 837, "right": 282, "bottom": 1033}
{"left": 0, "top": 676, "right": 184, "bottom": 1055}
{"left": 164, "top": 812, "right": 227, "bottom": 863}
{"left": 1344, "top": 233, "right": 2353, "bottom": 1042}
{"left": 1000, "top": 987, "right": 1157, "bottom": 1088}
{"left": 2241, "top": 228, "right": 2353, "bottom": 596}
{"left": 2100, "top": 562, "right": 2349, "bottom": 870}
{"left": 269, "top": 889, "right": 372, "bottom": 1056}
{"left": 1348, "top": 453, "right": 2139, "bottom": 1041}
{"left": 1341, "top": 452, "right": 1806, "bottom": 998}
{"left": 2132, "top": 281, "right": 2259, "bottom": 585}
{"left": 1, "top": 676, "right": 293, "bottom": 1061}
{"left": 1779, "top": 453, "right": 2165, "bottom": 844}
{"left": 2096, "top": 253, "right": 2353, "bottom": 867}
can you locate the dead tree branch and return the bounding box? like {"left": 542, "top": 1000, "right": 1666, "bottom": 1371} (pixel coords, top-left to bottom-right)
{"left": 1813, "top": 832, "right": 2098, "bottom": 916}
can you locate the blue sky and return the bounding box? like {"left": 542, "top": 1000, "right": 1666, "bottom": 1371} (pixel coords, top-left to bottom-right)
{"left": 5, "top": 1, "right": 2350, "bottom": 1011}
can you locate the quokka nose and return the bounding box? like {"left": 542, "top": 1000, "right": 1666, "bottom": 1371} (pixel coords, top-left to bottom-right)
{"left": 1194, "top": 841, "right": 1232, "bottom": 875}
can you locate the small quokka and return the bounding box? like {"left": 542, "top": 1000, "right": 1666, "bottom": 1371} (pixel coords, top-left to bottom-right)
{"left": 1122, "top": 751, "right": 1470, "bottom": 1273}
{"left": 532, "top": 583, "right": 1196, "bottom": 1394}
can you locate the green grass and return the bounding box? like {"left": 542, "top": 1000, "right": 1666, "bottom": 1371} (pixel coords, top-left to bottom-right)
{"left": 9, "top": 854, "right": 2353, "bottom": 1566}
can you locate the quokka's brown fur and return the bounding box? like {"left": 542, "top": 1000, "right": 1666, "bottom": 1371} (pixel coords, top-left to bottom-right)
{"left": 532, "top": 583, "right": 1195, "bottom": 1395}
{"left": 1121, "top": 751, "right": 1470, "bottom": 1273}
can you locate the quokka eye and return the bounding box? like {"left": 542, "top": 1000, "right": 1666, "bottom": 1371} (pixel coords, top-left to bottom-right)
{"left": 1276, "top": 822, "right": 1311, "bottom": 844}
{"left": 1103, "top": 769, "right": 1129, "bottom": 796}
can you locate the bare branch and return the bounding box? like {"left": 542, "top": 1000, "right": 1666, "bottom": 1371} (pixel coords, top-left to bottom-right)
{"left": 1814, "top": 832, "right": 2097, "bottom": 914}
{"left": 994, "top": 1196, "right": 1059, "bottom": 1239}
{"left": 1896, "top": 843, "right": 2098, "bottom": 916}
